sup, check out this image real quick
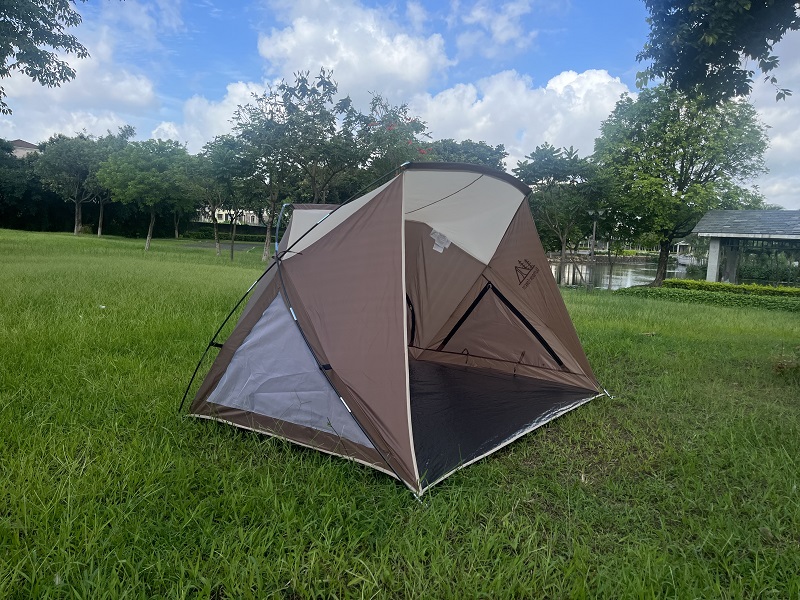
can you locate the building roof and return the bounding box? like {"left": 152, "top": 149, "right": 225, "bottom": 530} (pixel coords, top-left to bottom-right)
{"left": 10, "top": 139, "right": 38, "bottom": 149}
{"left": 692, "top": 210, "right": 800, "bottom": 240}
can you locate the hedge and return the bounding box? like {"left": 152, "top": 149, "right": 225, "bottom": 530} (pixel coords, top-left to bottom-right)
{"left": 615, "top": 286, "right": 800, "bottom": 312}
{"left": 183, "top": 230, "right": 266, "bottom": 243}
{"left": 662, "top": 278, "right": 800, "bottom": 297}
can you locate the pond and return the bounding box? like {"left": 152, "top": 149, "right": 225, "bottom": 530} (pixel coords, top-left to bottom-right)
{"left": 550, "top": 260, "right": 690, "bottom": 290}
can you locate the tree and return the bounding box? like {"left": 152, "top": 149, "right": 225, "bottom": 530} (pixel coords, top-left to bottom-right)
{"left": 593, "top": 85, "right": 768, "bottom": 286}
{"left": 35, "top": 132, "right": 98, "bottom": 234}
{"left": 360, "top": 94, "right": 430, "bottom": 178}
{"left": 91, "top": 126, "right": 135, "bottom": 236}
{"left": 514, "top": 144, "right": 599, "bottom": 283}
{"left": 34, "top": 127, "right": 134, "bottom": 235}
{"left": 97, "top": 139, "right": 191, "bottom": 250}
{"left": 0, "top": 139, "right": 65, "bottom": 229}
{"left": 232, "top": 109, "right": 299, "bottom": 261}
{"left": 274, "top": 69, "right": 366, "bottom": 203}
{"left": 637, "top": 0, "right": 800, "bottom": 102}
{"left": 0, "top": 0, "right": 90, "bottom": 114}
{"left": 428, "top": 139, "right": 508, "bottom": 170}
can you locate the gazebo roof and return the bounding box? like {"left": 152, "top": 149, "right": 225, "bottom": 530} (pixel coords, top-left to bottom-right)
{"left": 692, "top": 210, "right": 800, "bottom": 240}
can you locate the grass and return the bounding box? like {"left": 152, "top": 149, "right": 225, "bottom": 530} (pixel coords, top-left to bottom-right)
{"left": 1, "top": 229, "right": 798, "bottom": 598}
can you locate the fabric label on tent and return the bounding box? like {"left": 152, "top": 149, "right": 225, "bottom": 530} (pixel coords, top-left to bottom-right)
{"left": 430, "top": 229, "right": 451, "bottom": 253}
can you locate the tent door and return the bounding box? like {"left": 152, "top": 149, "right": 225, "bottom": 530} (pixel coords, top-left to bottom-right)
{"left": 436, "top": 281, "right": 566, "bottom": 371}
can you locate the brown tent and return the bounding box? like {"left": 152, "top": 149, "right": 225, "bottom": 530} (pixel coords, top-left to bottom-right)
{"left": 187, "top": 163, "right": 603, "bottom": 495}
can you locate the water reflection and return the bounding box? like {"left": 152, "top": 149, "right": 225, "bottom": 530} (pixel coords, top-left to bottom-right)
{"left": 549, "top": 261, "right": 689, "bottom": 290}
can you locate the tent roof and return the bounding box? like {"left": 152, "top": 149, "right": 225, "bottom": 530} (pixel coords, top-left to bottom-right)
{"left": 283, "top": 163, "right": 532, "bottom": 265}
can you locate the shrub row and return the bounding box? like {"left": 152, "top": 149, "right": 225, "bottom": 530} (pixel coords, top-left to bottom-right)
{"left": 615, "top": 286, "right": 800, "bottom": 312}
{"left": 662, "top": 278, "right": 800, "bottom": 297}
{"left": 183, "top": 230, "right": 266, "bottom": 243}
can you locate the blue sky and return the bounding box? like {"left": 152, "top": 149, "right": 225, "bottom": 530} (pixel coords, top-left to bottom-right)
{"left": 1, "top": 0, "right": 798, "bottom": 208}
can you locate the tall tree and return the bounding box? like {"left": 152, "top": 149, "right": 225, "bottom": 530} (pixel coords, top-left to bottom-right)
{"left": 34, "top": 126, "right": 134, "bottom": 235}
{"left": 0, "top": 139, "right": 64, "bottom": 229}
{"left": 35, "top": 132, "right": 98, "bottom": 234}
{"left": 97, "top": 139, "right": 191, "bottom": 250}
{"left": 429, "top": 139, "right": 508, "bottom": 170}
{"left": 234, "top": 69, "right": 369, "bottom": 205}
{"left": 638, "top": 0, "right": 800, "bottom": 102}
{"left": 361, "top": 94, "right": 430, "bottom": 178}
{"left": 91, "top": 126, "right": 135, "bottom": 236}
{"left": 513, "top": 143, "right": 598, "bottom": 282}
{"left": 0, "top": 0, "right": 90, "bottom": 114}
{"left": 232, "top": 110, "right": 297, "bottom": 261}
{"left": 593, "top": 85, "right": 768, "bottom": 285}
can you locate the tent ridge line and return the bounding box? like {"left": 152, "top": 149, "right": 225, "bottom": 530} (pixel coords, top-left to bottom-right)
{"left": 404, "top": 174, "right": 484, "bottom": 215}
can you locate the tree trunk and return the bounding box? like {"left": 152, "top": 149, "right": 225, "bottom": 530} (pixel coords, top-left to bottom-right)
{"left": 145, "top": 207, "right": 156, "bottom": 251}
{"left": 230, "top": 219, "right": 237, "bottom": 262}
{"left": 558, "top": 235, "right": 568, "bottom": 285}
{"left": 73, "top": 201, "right": 82, "bottom": 235}
{"left": 652, "top": 239, "right": 671, "bottom": 286}
{"left": 174, "top": 211, "right": 180, "bottom": 239}
{"left": 212, "top": 216, "right": 220, "bottom": 256}
{"left": 97, "top": 200, "right": 104, "bottom": 237}
{"left": 262, "top": 206, "right": 274, "bottom": 262}
{"left": 262, "top": 229, "right": 271, "bottom": 262}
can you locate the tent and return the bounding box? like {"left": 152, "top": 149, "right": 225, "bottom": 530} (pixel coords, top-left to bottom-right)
{"left": 185, "top": 163, "right": 603, "bottom": 495}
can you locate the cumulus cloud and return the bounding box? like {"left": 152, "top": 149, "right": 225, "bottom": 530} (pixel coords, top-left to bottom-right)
{"left": 257, "top": 0, "right": 453, "bottom": 106}
{"left": 151, "top": 81, "right": 266, "bottom": 151}
{"left": 412, "top": 69, "right": 630, "bottom": 166}
{"left": 0, "top": 27, "right": 157, "bottom": 144}
{"left": 750, "top": 32, "right": 800, "bottom": 209}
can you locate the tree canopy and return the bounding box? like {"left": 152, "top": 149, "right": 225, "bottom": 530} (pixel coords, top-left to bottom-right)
{"left": 97, "top": 139, "right": 191, "bottom": 250}
{"left": 594, "top": 85, "right": 768, "bottom": 285}
{"left": 513, "top": 143, "right": 601, "bottom": 280}
{"left": 638, "top": 0, "right": 800, "bottom": 102}
{"left": 428, "top": 139, "right": 507, "bottom": 170}
{"left": 0, "top": 0, "right": 90, "bottom": 114}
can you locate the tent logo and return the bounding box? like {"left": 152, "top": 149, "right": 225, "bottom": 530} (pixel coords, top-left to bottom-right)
{"left": 515, "top": 259, "right": 539, "bottom": 289}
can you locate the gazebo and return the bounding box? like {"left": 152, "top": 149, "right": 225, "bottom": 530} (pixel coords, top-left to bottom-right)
{"left": 692, "top": 210, "right": 800, "bottom": 283}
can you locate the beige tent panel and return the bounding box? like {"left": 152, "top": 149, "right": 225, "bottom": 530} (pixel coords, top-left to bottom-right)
{"left": 403, "top": 167, "right": 528, "bottom": 264}
{"left": 285, "top": 179, "right": 395, "bottom": 257}
{"left": 277, "top": 204, "right": 339, "bottom": 254}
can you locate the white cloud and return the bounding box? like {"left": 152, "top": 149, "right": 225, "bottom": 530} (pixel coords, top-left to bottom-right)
{"left": 412, "top": 69, "right": 630, "bottom": 166}
{"left": 750, "top": 32, "right": 800, "bottom": 209}
{"left": 406, "top": 1, "right": 428, "bottom": 33}
{"left": 456, "top": 0, "right": 536, "bottom": 58}
{"left": 257, "top": 0, "right": 453, "bottom": 106}
{"left": 0, "top": 27, "right": 157, "bottom": 144}
{"left": 151, "top": 81, "right": 266, "bottom": 151}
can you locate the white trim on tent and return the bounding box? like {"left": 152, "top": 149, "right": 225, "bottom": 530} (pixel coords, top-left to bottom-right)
{"left": 189, "top": 414, "right": 399, "bottom": 479}
{"left": 400, "top": 184, "right": 422, "bottom": 492}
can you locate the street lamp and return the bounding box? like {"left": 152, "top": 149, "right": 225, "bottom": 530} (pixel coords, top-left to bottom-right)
{"left": 587, "top": 209, "right": 606, "bottom": 260}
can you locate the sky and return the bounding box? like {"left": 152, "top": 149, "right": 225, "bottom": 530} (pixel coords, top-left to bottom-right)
{"left": 1, "top": 0, "right": 799, "bottom": 209}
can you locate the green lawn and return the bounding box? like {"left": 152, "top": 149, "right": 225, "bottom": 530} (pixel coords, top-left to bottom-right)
{"left": 1, "top": 229, "right": 798, "bottom": 598}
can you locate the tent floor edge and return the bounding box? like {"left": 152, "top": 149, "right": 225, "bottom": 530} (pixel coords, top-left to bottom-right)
{"left": 416, "top": 391, "right": 604, "bottom": 494}
{"left": 188, "top": 413, "right": 400, "bottom": 480}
